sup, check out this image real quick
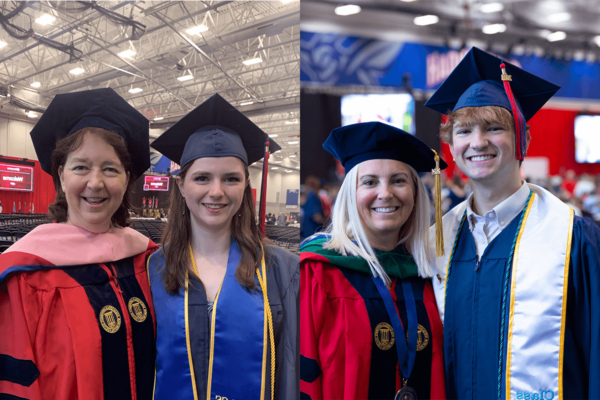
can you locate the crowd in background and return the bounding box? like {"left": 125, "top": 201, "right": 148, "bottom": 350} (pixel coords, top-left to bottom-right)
{"left": 300, "top": 170, "right": 600, "bottom": 240}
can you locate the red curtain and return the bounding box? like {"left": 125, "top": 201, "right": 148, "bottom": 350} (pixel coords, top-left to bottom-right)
{"left": 0, "top": 156, "right": 56, "bottom": 214}
{"left": 440, "top": 108, "right": 600, "bottom": 178}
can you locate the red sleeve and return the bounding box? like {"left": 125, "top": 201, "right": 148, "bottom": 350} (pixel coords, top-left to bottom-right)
{"left": 423, "top": 281, "right": 446, "bottom": 399}
{"left": 300, "top": 259, "right": 329, "bottom": 400}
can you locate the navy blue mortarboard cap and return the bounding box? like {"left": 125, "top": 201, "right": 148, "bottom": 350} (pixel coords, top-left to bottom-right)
{"left": 30, "top": 87, "right": 150, "bottom": 178}
{"left": 323, "top": 121, "right": 448, "bottom": 173}
{"left": 151, "top": 93, "right": 280, "bottom": 167}
{"left": 424, "top": 47, "right": 560, "bottom": 120}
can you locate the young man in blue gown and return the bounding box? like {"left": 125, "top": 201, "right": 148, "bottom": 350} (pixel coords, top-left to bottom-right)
{"left": 426, "top": 47, "right": 600, "bottom": 400}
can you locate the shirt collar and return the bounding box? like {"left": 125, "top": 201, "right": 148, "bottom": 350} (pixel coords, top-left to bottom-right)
{"left": 466, "top": 181, "right": 530, "bottom": 229}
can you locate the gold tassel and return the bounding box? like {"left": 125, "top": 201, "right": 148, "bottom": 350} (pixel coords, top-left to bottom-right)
{"left": 432, "top": 150, "right": 444, "bottom": 257}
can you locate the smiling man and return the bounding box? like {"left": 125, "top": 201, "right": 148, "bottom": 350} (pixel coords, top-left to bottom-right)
{"left": 425, "top": 47, "right": 600, "bottom": 400}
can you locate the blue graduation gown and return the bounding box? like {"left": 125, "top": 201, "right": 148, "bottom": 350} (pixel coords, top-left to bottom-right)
{"left": 444, "top": 215, "right": 600, "bottom": 399}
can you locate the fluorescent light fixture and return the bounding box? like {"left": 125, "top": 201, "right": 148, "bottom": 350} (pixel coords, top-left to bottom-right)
{"left": 118, "top": 49, "right": 136, "bottom": 59}
{"left": 482, "top": 23, "right": 506, "bottom": 34}
{"left": 271, "top": 167, "right": 279, "bottom": 170}
{"left": 289, "top": 155, "right": 296, "bottom": 158}
{"left": 35, "top": 14, "right": 55, "bottom": 26}
{"left": 281, "top": 0, "right": 297, "bottom": 3}
{"left": 547, "top": 31, "right": 566, "bottom": 42}
{"left": 177, "top": 74, "right": 193, "bottom": 81}
{"left": 401, "top": 0, "right": 419, "bottom": 2}
{"left": 30, "top": 82, "right": 41, "bottom": 88}
{"left": 69, "top": 67, "right": 85, "bottom": 75}
{"left": 186, "top": 24, "right": 208, "bottom": 35}
{"left": 548, "top": 12, "right": 571, "bottom": 23}
{"left": 243, "top": 58, "right": 263, "bottom": 66}
{"left": 288, "top": 141, "right": 299, "bottom": 145}
{"left": 480, "top": 3, "right": 504, "bottom": 13}
{"left": 0, "top": 41, "right": 7, "bottom": 49}
{"left": 335, "top": 5, "right": 361, "bottom": 16}
{"left": 154, "top": 117, "right": 164, "bottom": 121}
{"left": 414, "top": 15, "right": 439, "bottom": 26}
{"left": 594, "top": 35, "right": 600, "bottom": 47}
{"left": 269, "top": 134, "right": 278, "bottom": 137}
{"left": 128, "top": 88, "right": 143, "bottom": 94}
{"left": 240, "top": 101, "right": 254, "bottom": 106}
{"left": 285, "top": 170, "right": 292, "bottom": 172}
{"left": 285, "top": 120, "right": 298, "bottom": 124}
{"left": 27, "top": 111, "right": 38, "bottom": 118}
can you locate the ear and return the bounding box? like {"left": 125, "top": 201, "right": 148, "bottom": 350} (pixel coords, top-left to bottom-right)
{"left": 58, "top": 165, "right": 65, "bottom": 191}
{"left": 176, "top": 175, "right": 185, "bottom": 197}
{"left": 246, "top": 176, "right": 251, "bottom": 188}
{"left": 525, "top": 127, "right": 532, "bottom": 152}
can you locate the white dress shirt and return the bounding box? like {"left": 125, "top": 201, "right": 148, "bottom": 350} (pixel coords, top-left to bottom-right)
{"left": 466, "top": 181, "right": 531, "bottom": 258}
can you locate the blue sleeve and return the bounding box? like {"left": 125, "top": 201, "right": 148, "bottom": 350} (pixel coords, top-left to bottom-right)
{"left": 564, "top": 216, "right": 600, "bottom": 399}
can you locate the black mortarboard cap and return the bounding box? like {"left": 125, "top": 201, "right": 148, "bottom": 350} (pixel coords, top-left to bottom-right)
{"left": 424, "top": 47, "right": 560, "bottom": 121}
{"left": 323, "top": 121, "right": 448, "bottom": 173}
{"left": 151, "top": 93, "right": 280, "bottom": 167}
{"left": 30, "top": 87, "right": 150, "bottom": 178}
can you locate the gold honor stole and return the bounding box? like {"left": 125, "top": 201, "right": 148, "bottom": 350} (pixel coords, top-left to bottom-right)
{"left": 431, "top": 184, "right": 574, "bottom": 400}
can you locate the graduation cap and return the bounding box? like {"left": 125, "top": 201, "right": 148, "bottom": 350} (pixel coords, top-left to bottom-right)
{"left": 30, "top": 87, "right": 150, "bottom": 178}
{"left": 323, "top": 121, "right": 448, "bottom": 173}
{"left": 324, "top": 121, "right": 448, "bottom": 256}
{"left": 151, "top": 93, "right": 280, "bottom": 167}
{"left": 425, "top": 47, "right": 560, "bottom": 160}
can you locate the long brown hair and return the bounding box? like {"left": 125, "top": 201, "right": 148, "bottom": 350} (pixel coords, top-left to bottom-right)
{"left": 161, "top": 161, "right": 267, "bottom": 294}
{"left": 48, "top": 127, "right": 134, "bottom": 228}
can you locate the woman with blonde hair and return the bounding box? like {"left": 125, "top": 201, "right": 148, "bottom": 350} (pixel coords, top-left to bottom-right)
{"left": 148, "top": 93, "right": 299, "bottom": 400}
{"left": 300, "top": 121, "right": 447, "bottom": 400}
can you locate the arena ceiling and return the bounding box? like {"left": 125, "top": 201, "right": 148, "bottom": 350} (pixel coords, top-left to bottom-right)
{"left": 302, "top": 0, "right": 600, "bottom": 62}
{"left": 0, "top": 1, "right": 300, "bottom": 168}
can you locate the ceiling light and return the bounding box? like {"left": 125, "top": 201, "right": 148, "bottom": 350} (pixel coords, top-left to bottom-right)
{"left": 271, "top": 167, "right": 279, "bottom": 170}
{"left": 289, "top": 155, "right": 296, "bottom": 158}
{"left": 177, "top": 74, "right": 193, "bottom": 81}
{"left": 281, "top": 0, "right": 297, "bottom": 3}
{"left": 269, "top": 134, "right": 278, "bottom": 137}
{"left": 594, "top": 35, "right": 600, "bottom": 47}
{"left": 285, "top": 120, "right": 298, "bottom": 124}
{"left": 482, "top": 23, "right": 506, "bottom": 34}
{"left": 30, "top": 82, "right": 41, "bottom": 88}
{"left": 288, "top": 141, "right": 299, "bottom": 144}
{"left": 27, "top": 111, "right": 38, "bottom": 118}
{"left": 243, "top": 58, "right": 263, "bottom": 66}
{"left": 414, "top": 15, "right": 439, "bottom": 26}
{"left": 548, "top": 12, "right": 571, "bottom": 23}
{"left": 128, "top": 88, "right": 143, "bottom": 94}
{"left": 186, "top": 24, "right": 208, "bottom": 35}
{"left": 240, "top": 101, "right": 254, "bottom": 106}
{"left": 334, "top": 5, "right": 361, "bottom": 16}
{"left": 547, "top": 31, "right": 566, "bottom": 42}
{"left": 401, "top": 0, "right": 419, "bottom": 2}
{"left": 118, "top": 49, "right": 136, "bottom": 59}
{"left": 154, "top": 117, "right": 164, "bottom": 121}
{"left": 285, "top": 170, "right": 292, "bottom": 172}
{"left": 69, "top": 67, "right": 85, "bottom": 75}
{"left": 0, "top": 41, "right": 7, "bottom": 49}
{"left": 35, "top": 14, "right": 55, "bottom": 26}
{"left": 480, "top": 3, "right": 504, "bottom": 13}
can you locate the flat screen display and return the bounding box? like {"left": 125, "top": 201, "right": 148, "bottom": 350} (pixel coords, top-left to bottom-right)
{"left": 0, "top": 163, "right": 34, "bottom": 191}
{"left": 143, "top": 175, "right": 169, "bottom": 191}
{"left": 575, "top": 114, "right": 600, "bottom": 163}
{"left": 341, "top": 93, "right": 415, "bottom": 134}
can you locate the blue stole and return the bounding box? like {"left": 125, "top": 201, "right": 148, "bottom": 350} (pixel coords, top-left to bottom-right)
{"left": 149, "top": 239, "right": 267, "bottom": 400}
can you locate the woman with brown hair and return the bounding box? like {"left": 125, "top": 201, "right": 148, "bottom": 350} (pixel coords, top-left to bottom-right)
{"left": 0, "top": 88, "right": 158, "bottom": 400}
{"left": 148, "top": 93, "right": 299, "bottom": 400}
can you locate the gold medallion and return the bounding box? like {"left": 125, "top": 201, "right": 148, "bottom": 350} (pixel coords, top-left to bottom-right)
{"left": 99, "top": 305, "right": 122, "bottom": 333}
{"left": 128, "top": 297, "right": 148, "bottom": 323}
{"left": 406, "top": 324, "right": 430, "bottom": 351}
{"left": 374, "top": 322, "right": 395, "bottom": 351}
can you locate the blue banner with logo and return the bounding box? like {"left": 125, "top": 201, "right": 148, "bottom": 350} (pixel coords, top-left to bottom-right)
{"left": 301, "top": 31, "right": 600, "bottom": 100}
{"left": 286, "top": 189, "right": 299, "bottom": 208}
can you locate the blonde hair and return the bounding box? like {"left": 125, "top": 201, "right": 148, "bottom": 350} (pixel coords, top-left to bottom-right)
{"left": 315, "top": 161, "right": 433, "bottom": 283}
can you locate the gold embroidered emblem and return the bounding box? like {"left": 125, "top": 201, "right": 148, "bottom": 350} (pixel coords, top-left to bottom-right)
{"left": 128, "top": 297, "right": 148, "bottom": 323}
{"left": 406, "top": 324, "right": 430, "bottom": 351}
{"left": 374, "top": 322, "right": 395, "bottom": 351}
{"left": 99, "top": 305, "right": 122, "bottom": 333}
